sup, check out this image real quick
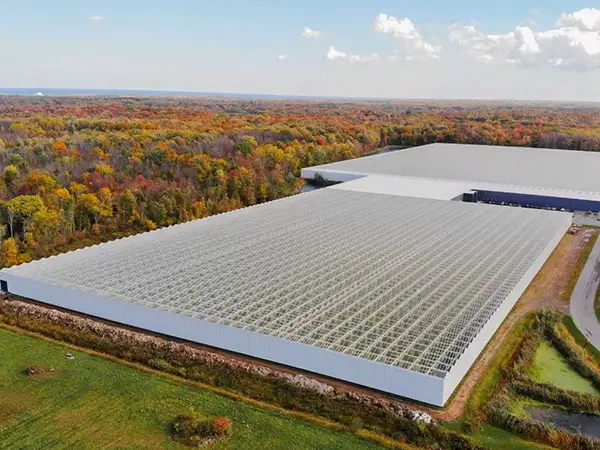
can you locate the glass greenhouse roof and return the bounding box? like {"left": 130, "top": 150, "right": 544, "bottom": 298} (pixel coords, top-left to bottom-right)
{"left": 3, "top": 188, "right": 569, "bottom": 378}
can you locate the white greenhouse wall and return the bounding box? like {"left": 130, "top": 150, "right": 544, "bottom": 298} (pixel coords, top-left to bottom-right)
{"left": 441, "top": 213, "right": 571, "bottom": 403}
{"left": 1, "top": 273, "right": 447, "bottom": 406}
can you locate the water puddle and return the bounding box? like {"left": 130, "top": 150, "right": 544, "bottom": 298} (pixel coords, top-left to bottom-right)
{"left": 525, "top": 405, "right": 600, "bottom": 438}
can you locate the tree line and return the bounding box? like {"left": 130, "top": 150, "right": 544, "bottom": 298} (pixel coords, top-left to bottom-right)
{"left": 0, "top": 97, "right": 599, "bottom": 266}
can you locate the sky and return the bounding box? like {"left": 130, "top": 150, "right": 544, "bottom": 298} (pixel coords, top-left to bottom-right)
{"left": 1, "top": 0, "right": 599, "bottom": 101}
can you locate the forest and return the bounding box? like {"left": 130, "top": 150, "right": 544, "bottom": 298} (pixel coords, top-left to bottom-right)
{"left": 0, "top": 95, "right": 599, "bottom": 267}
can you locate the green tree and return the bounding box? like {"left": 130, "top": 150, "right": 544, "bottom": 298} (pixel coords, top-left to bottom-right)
{"left": 119, "top": 189, "right": 138, "bottom": 225}
{"left": 234, "top": 136, "right": 257, "bottom": 155}
{"left": 2, "top": 165, "right": 19, "bottom": 193}
{"left": 76, "top": 193, "right": 102, "bottom": 229}
{"left": 32, "top": 208, "right": 61, "bottom": 247}
{"left": 6, "top": 195, "right": 45, "bottom": 238}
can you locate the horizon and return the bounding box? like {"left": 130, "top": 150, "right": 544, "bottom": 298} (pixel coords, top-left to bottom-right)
{"left": 2, "top": 87, "right": 600, "bottom": 105}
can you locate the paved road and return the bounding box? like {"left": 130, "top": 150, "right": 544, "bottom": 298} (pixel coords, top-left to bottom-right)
{"left": 572, "top": 212, "right": 600, "bottom": 227}
{"left": 570, "top": 234, "right": 600, "bottom": 350}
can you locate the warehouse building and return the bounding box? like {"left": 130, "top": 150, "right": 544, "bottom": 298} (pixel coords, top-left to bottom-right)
{"left": 301, "top": 143, "right": 600, "bottom": 212}
{"left": 0, "top": 143, "right": 585, "bottom": 406}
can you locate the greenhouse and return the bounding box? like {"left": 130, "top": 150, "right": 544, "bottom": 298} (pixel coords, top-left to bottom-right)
{"left": 302, "top": 143, "right": 600, "bottom": 211}
{"left": 0, "top": 188, "right": 571, "bottom": 406}
{"left": 302, "top": 143, "right": 600, "bottom": 193}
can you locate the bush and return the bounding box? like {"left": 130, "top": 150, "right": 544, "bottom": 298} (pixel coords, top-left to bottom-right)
{"left": 546, "top": 326, "right": 600, "bottom": 390}
{"left": 461, "top": 415, "right": 484, "bottom": 435}
{"left": 511, "top": 378, "right": 600, "bottom": 413}
{"left": 212, "top": 417, "right": 232, "bottom": 437}
{"left": 172, "top": 411, "right": 232, "bottom": 446}
{"left": 148, "top": 358, "right": 173, "bottom": 372}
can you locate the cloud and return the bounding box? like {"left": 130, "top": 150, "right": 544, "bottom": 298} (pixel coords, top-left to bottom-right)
{"left": 301, "top": 27, "right": 326, "bottom": 38}
{"left": 88, "top": 16, "right": 105, "bottom": 22}
{"left": 326, "top": 46, "right": 378, "bottom": 63}
{"left": 277, "top": 55, "right": 287, "bottom": 61}
{"left": 557, "top": 8, "right": 600, "bottom": 31}
{"left": 373, "top": 13, "right": 441, "bottom": 60}
{"left": 449, "top": 8, "right": 600, "bottom": 71}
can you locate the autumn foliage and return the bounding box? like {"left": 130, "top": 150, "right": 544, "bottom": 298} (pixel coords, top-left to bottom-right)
{"left": 211, "top": 417, "right": 233, "bottom": 437}
{"left": 172, "top": 410, "right": 232, "bottom": 446}
{"left": 0, "top": 96, "right": 599, "bottom": 266}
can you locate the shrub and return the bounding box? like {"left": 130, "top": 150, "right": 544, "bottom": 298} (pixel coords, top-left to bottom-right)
{"left": 212, "top": 417, "right": 232, "bottom": 437}
{"left": 546, "top": 326, "right": 600, "bottom": 389}
{"left": 461, "top": 415, "right": 484, "bottom": 435}
{"left": 172, "top": 411, "right": 232, "bottom": 446}
{"left": 148, "top": 358, "right": 173, "bottom": 372}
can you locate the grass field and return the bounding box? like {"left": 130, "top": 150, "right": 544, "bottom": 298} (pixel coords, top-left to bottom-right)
{"left": 443, "top": 422, "right": 553, "bottom": 450}
{"left": 528, "top": 341, "right": 599, "bottom": 395}
{"left": 0, "top": 328, "right": 386, "bottom": 450}
{"left": 468, "top": 425, "right": 555, "bottom": 450}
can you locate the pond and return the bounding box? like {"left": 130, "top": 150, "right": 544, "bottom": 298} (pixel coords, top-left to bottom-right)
{"left": 525, "top": 405, "right": 600, "bottom": 439}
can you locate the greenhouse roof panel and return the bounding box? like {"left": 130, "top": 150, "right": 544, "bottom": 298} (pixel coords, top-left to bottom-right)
{"left": 2, "top": 189, "right": 570, "bottom": 378}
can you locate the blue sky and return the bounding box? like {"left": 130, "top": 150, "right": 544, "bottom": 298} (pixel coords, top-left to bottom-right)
{"left": 1, "top": 1, "right": 599, "bottom": 100}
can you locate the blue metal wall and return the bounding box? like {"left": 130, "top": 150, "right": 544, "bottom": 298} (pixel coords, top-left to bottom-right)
{"left": 475, "top": 190, "right": 600, "bottom": 213}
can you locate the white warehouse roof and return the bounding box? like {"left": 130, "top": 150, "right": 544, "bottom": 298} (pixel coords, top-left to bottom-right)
{"left": 0, "top": 188, "right": 571, "bottom": 406}
{"left": 301, "top": 143, "right": 600, "bottom": 194}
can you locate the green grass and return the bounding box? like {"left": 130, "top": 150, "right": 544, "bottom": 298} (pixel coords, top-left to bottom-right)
{"left": 0, "top": 328, "right": 386, "bottom": 450}
{"left": 510, "top": 396, "right": 560, "bottom": 419}
{"left": 562, "top": 316, "right": 600, "bottom": 365}
{"left": 465, "top": 314, "right": 536, "bottom": 419}
{"left": 444, "top": 422, "right": 554, "bottom": 450}
{"left": 595, "top": 282, "right": 600, "bottom": 325}
{"left": 468, "top": 426, "right": 555, "bottom": 450}
{"left": 528, "top": 341, "right": 599, "bottom": 395}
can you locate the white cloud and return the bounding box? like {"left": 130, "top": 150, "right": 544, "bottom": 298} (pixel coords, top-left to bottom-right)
{"left": 277, "top": 55, "right": 287, "bottom": 61}
{"left": 301, "top": 27, "right": 326, "bottom": 38}
{"left": 373, "top": 13, "right": 441, "bottom": 60}
{"left": 88, "top": 16, "right": 105, "bottom": 22}
{"left": 557, "top": 8, "right": 600, "bottom": 31}
{"left": 326, "top": 46, "right": 378, "bottom": 63}
{"left": 449, "top": 8, "right": 600, "bottom": 71}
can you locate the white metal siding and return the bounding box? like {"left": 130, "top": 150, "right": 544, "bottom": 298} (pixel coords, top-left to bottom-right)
{"left": 1, "top": 272, "right": 447, "bottom": 405}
